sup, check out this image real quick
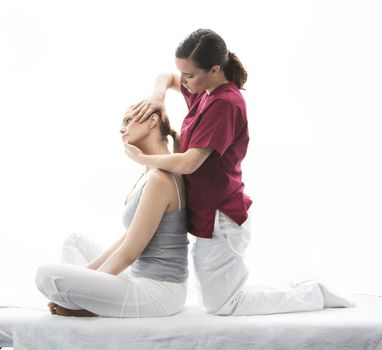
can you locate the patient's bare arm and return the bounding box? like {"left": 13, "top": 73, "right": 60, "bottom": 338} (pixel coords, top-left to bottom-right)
{"left": 86, "top": 233, "right": 126, "bottom": 270}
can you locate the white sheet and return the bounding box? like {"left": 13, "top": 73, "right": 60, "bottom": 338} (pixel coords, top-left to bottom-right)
{"left": 1, "top": 295, "right": 382, "bottom": 350}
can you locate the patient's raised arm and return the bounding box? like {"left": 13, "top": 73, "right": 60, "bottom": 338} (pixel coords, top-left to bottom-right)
{"left": 132, "top": 73, "right": 180, "bottom": 123}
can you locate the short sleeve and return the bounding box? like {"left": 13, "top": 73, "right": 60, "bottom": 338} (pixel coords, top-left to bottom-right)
{"left": 188, "top": 99, "right": 236, "bottom": 156}
{"left": 180, "top": 84, "right": 200, "bottom": 110}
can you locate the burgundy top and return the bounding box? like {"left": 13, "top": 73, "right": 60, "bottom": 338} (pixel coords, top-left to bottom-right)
{"left": 179, "top": 82, "right": 252, "bottom": 239}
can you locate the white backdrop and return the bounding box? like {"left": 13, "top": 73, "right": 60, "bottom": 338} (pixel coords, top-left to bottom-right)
{"left": 1, "top": 0, "right": 381, "bottom": 308}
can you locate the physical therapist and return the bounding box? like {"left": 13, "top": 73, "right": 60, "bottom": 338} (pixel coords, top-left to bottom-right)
{"left": 124, "top": 28, "right": 354, "bottom": 315}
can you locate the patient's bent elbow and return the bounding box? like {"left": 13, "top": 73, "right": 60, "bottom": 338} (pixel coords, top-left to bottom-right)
{"left": 123, "top": 256, "right": 136, "bottom": 268}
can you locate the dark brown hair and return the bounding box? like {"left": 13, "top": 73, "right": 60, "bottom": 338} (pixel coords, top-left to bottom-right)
{"left": 154, "top": 111, "right": 180, "bottom": 153}
{"left": 121, "top": 110, "right": 180, "bottom": 153}
{"left": 175, "top": 29, "right": 247, "bottom": 89}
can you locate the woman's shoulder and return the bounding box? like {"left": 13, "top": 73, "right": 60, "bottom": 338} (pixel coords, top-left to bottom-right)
{"left": 145, "top": 169, "right": 179, "bottom": 189}
{"left": 144, "top": 169, "right": 185, "bottom": 212}
{"left": 146, "top": 169, "right": 184, "bottom": 194}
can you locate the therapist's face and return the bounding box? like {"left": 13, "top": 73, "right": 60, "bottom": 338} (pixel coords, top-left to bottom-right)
{"left": 176, "top": 58, "right": 214, "bottom": 94}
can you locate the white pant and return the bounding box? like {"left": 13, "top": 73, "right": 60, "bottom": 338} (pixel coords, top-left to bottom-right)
{"left": 35, "top": 233, "right": 187, "bottom": 318}
{"left": 192, "top": 210, "right": 325, "bottom": 315}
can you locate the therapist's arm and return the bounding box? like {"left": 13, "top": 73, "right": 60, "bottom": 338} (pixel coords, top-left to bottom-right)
{"left": 132, "top": 73, "right": 181, "bottom": 122}
{"left": 124, "top": 146, "right": 213, "bottom": 175}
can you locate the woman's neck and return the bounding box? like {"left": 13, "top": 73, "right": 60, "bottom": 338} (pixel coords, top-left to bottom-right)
{"left": 206, "top": 72, "right": 230, "bottom": 94}
{"left": 136, "top": 141, "right": 170, "bottom": 175}
{"left": 140, "top": 141, "right": 169, "bottom": 156}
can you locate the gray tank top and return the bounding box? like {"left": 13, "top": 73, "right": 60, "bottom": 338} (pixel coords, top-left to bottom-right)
{"left": 122, "top": 171, "right": 189, "bottom": 283}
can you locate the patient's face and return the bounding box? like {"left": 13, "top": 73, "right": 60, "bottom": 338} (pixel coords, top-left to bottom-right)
{"left": 120, "top": 111, "right": 150, "bottom": 146}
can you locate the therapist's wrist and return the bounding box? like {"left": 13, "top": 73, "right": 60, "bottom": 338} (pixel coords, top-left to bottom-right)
{"left": 137, "top": 152, "right": 149, "bottom": 166}
{"left": 155, "top": 91, "right": 165, "bottom": 101}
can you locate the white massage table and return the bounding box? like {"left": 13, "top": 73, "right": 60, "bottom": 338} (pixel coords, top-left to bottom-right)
{"left": 1, "top": 294, "right": 382, "bottom": 350}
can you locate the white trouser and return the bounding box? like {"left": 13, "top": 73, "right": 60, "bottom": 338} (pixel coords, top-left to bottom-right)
{"left": 35, "top": 233, "right": 187, "bottom": 318}
{"left": 192, "top": 210, "right": 325, "bottom": 315}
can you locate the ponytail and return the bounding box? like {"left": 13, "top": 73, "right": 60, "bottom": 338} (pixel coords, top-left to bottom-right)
{"left": 169, "top": 128, "right": 180, "bottom": 153}
{"left": 154, "top": 110, "right": 180, "bottom": 153}
{"left": 176, "top": 29, "right": 248, "bottom": 90}
{"left": 223, "top": 51, "right": 247, "bottom": 90}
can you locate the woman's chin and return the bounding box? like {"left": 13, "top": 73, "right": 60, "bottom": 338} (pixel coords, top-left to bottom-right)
{"left": 123, "top": 137, "right": 133, "bottom": 145}
{"left": 127, "top": 140, "right": 141, "bottom": 149}
{"left": 128, "top": 140, "right": 137, "bottom": 146}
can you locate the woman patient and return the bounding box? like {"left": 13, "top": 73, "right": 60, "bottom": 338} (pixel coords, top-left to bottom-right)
{"left": 35, "top": 109, "right": 189, "bottom": 317}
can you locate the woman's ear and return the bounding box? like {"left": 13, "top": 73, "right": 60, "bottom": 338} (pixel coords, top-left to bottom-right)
{"left": 149, "top": 113, "right": 159, "bottom": 129}
{"left": 210, "top": 65, "right": 221, "bottom": 76}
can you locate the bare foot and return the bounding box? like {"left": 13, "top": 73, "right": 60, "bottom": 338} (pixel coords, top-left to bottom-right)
{"left": 47, "top": 301, "right": 97, "bottom": 317}
{"left": 48, "top": 301, "right": 58, "bottom": 315}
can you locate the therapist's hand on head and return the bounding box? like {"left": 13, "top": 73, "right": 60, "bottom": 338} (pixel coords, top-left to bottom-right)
{"left": 131, "top": 93, "right": 166, "bottom": 123}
